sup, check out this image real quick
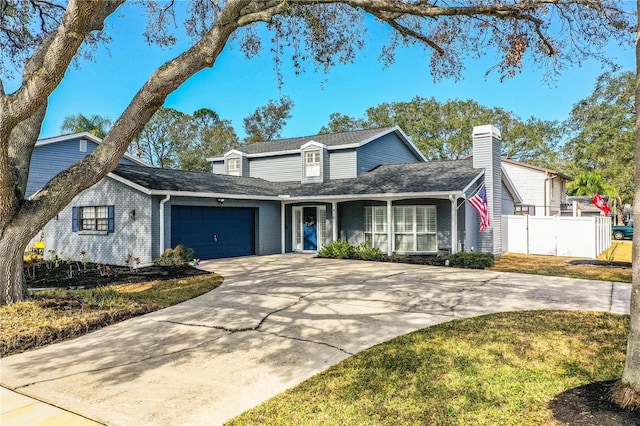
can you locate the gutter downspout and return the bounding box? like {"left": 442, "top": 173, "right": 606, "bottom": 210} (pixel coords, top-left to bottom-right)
{"left": 544, "top": 173, "right": 549, "bottom": 216}
{"left": 159, "top": 195, "right": 171, "bottom": 254}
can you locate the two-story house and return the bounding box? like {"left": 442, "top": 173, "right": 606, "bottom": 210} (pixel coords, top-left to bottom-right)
{"left": 41, "top": 125, "right": 510, "bottom": 265}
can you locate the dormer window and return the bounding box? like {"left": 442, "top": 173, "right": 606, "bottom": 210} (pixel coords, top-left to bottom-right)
{"left": 227, "top": 157, "right": 240, "bottom": 176}
{"left": 304, "top": 151, "right": 321, "bottom": 178}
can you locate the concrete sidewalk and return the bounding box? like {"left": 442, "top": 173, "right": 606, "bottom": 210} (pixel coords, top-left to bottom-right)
{"left": 0, "top": 254, "right": 631, "bottom": 425}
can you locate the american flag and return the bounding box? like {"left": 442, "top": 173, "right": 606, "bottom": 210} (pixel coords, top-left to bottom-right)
{"left": 469, "top": 184, "right": 491, "bottom": 232}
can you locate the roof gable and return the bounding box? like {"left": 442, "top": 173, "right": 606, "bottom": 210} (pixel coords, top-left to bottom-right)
{"left": 36, "top": 132, "right": 149, "bottom": 167}
{"left": 208, "top": 126, "right": 425, "bottom": 161}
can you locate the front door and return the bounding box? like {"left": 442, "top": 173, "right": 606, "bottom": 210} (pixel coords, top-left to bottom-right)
{"left": 303, "top": 207, "right": 317, "bottom": 251}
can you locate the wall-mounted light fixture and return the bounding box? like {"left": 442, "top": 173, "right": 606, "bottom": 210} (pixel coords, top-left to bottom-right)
{"left": 129, "top": 209, "right": 136, "bottom": 220}
{"left": 217, "top": 198, "right": 225, "bottom": 204}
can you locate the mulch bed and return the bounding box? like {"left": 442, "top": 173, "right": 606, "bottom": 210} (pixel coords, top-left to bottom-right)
{"left": 550, "top": 380, "right": 640, "bottom": 425}
{"left": 24, "top": 261, "right": 209, "bottom": 289}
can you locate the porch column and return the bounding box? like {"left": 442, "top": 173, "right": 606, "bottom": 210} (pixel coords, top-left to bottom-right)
{"left": 387, "top": 200, "right": 393, "bottom": 256}
{"left": 450, "top": 195, "right": 458, "bottom": 254}
{"left": 281, "top": 202, "right": 286, "bottom": 254}
{"left": 332, "top": 202, "right": 338, "bottom": 242}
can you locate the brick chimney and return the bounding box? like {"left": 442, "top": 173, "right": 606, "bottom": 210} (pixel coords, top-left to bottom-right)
{"left": 472, "top": 125, "right": 502, "bottom": 255}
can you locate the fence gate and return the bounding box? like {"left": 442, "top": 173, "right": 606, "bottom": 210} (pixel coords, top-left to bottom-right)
{"left": 501, "top": 215, "right": 611, "bottom": 258}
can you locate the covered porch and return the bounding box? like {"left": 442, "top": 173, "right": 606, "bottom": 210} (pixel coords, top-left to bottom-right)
{"left": 279, "top": 192, "right": 473, "bottom": 256}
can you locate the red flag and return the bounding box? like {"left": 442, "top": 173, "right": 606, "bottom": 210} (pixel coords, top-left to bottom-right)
{"left": 591, "top": 193, "right": 611, "bottom": 215}
{"left": 469, "top": 184, "right": 491, "bottom": 232}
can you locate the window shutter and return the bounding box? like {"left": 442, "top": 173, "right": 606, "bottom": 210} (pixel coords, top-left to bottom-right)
{"left": 107, "top": 205, "right": 115, "bottom": 233}
{"left": 72, "top": 207, "right": 79, "bottom": 232}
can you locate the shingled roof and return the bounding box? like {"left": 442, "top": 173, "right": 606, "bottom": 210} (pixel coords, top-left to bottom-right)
{"left": 111, "top": 165, "right": 281, "bottom": 197}
{"left": 280, "top": 158, "right": 482, "bottom": 197}
{"left": 221, "top": 127, "right": 399, "bottom": 156}
{"left": 111, "top": 158, "right": 482, "bottom": 199}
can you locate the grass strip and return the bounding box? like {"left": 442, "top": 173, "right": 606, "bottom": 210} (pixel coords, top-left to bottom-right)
{"left": 491, "top": 252, "right": 631, "bottom": 283}
{"left": 0, "top": 274, "right": 223, "bottom": 357}
{"left": 228, "top": 310, "right": 629, "bottom": 426}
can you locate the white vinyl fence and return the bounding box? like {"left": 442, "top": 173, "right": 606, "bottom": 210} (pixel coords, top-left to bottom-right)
{"left": 501, "top": 215, "right": 611, "bottom": 259}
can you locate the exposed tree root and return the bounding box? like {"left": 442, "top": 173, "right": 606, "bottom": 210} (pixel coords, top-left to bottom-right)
{"left": 612, "top": 380, "right": 640, "bottom": 411}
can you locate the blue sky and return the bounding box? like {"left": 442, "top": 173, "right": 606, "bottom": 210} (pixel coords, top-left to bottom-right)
{"left": 6, "top": 3, "right": 635, "bottom": 140}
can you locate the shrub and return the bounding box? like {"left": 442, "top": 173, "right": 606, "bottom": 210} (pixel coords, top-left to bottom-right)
{"left": 354, "top": 241, "right": 384, "bottom": 261}
{"left": 318, "top": 239, "right": 355, "bottom": 259}
{"left": 447, "top": 252, "right": 494, "bottom": 269}
{"left": 153, "top": 244, "right": 194, "bottom": 266}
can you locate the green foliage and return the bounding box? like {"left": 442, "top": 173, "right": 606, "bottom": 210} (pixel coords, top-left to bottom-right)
{"left": 177, "top": 108, "right": 239, "bottom": 171}
{"left": 354, "top": 241, "right": 384, "bottom": 261}
{"left": 318, "top": 239, "right": 355, "bottom": 259}
{"left": 75, "top": 287, "right": 122, "bottom": 308}
{"left": 562, "top": 71, "right": 634, "bottom": 216}
{"left": 153, "top": 244, "right": 194, "bottom": 266}
{"left": 319, "top": 96, "right": 561, "bottom": 167}
{"left": 243, "top": 96, "right": 294, "bottom": 143}
{"left": 447, "top": 252, "right": 495, "bottom": 269}
{"left": 60, "top": 113, "right": 112, "bottom": 138}
{"left": 567, "top": 171, "right": 617, "bottom": 198}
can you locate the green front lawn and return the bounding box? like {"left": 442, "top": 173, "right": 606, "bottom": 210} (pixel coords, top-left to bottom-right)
{"left": 228, "top": 311, "right": 629, "bottom": 426}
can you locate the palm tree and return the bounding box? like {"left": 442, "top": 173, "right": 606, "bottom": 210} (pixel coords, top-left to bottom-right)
{"left": 60, "top": 113, "right": 112, "bottom": 138}
{"left": 567, "top": 171, "right": 622, "bottom": 221}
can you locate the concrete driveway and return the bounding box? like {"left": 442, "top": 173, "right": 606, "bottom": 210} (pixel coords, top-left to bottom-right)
{"left": 0, "top": 254, "right": 631, "bottom": 425}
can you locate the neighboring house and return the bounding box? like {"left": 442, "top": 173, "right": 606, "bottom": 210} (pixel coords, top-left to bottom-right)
{"left": 25, "top": 132, "right": 147, "bottom": 249}
{"left": 500, "top": 159, "right": 570, "bottom": 216}
{"left": 27, "top": 132, "right": 148, "bottom": 198}
{"left": 560, "top": 195, "right": 609, "bottom": 218}
{"left": 41, "top": 125, "right": 509, "bottom": 265}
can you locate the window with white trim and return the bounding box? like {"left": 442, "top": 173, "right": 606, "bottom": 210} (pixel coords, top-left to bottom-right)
{"left": 226, "top": 157, "right": 240, "bottom": 176}
{"left": 304, "top": 150, "right": 321, "bottom": 178}
{"left": 393, "top": 205, "right": 437, "bottom": 252}
{"left": 364, "top": 206, "right": 388, "bottom": 252}
{"left": 80, "top": 206, "right": 109, "bottom": 231}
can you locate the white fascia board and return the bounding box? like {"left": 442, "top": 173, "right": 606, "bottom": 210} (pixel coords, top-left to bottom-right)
{"left": 501, "top": 165, "right": 523, "bottom": 203}
{"left": 206, "top": 156, "right": 224, "bottom": 162}
{"left": 35, "top": 132, "right": 101, "bottom": 146}
{"left": 277, "top": 191, "right": 465, "bottom": 203}
{"left": 224, "top": 149, "right": 246, "bottom": 158}
{"left": 300, "top": 140, "right": 327, "bottom": 150}
{"left": 107, "top": 173, "right": 152, "bottom": 194}
{"left": 462, "top": 171, "right": 485, "bottom": 195}
{"left": 246, "top": 149, "right": 300, "bottom": 158}
{"left": 147, "top": 190, "right": 281, "bottom": 201}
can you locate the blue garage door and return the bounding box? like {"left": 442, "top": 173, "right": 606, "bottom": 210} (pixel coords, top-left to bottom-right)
{"left": 171, "top": 206, "right": 256, "bottom": 259}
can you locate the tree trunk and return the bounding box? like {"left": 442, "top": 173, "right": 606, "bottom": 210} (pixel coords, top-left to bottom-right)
{"left": 612, "top": 0, "right": 640, "bottom": 410}
{"left": 0, "top": 224, "right": 30, "bottom": 305}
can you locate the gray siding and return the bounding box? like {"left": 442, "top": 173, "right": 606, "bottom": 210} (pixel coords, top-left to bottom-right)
{"left": 328, "top": 149, "right": 357, "bottom": 180}
{"left": 472, "top": 127, "right": 502, "bottom": 255}
{"left": 163, "top": 197, "right": 281, "bottom": 256}
{"left": 501, "top": 181, "right": 515, "bottom": 215}
{"left": 357, "top": 133, "right": 422, "bottom": 175}
{"left": 43, "top": 177, "right": 153, "bottom": 265}
{"left": 338, "top": 201, "right": 371, "bottom": 245}
{"left": 211, "top": 160, "right": 225, "bottom": 174}
{"left": 249, "top": 154, "right": 300, "bottom": 181}
{"left": 27, "top": 138, "right": 136, "bottom": 197}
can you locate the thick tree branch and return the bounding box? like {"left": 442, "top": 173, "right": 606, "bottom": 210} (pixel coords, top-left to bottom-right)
{"left": 1, "top": 0, "right": 122, "bottom": 132}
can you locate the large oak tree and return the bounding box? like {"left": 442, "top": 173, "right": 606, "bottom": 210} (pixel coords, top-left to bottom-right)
{"left": 1, "top": 0, "right": 637, "bottom": 407}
